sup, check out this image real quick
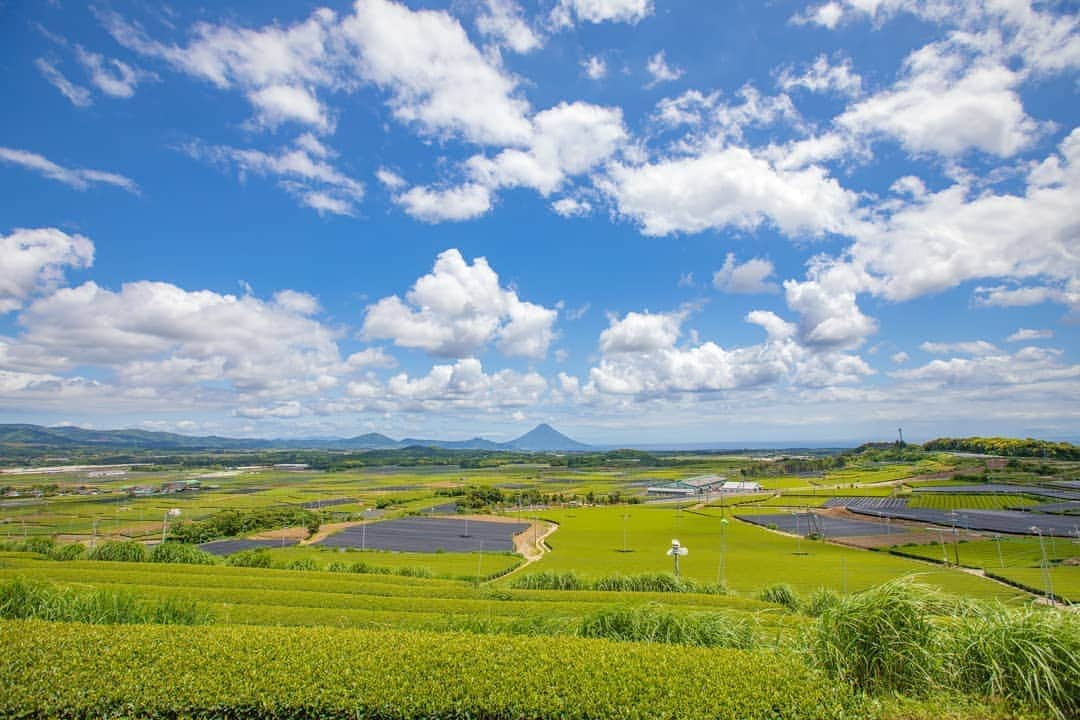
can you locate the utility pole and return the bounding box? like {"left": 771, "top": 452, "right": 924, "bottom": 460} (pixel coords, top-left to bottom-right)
{"left": 718, "top": 517, "right": 728, "bottom": 587}
{"left": 993, "top": 534, "right": 1004, "bottom": 569}
{"left": 949, "top": 511, "right": 960, "bottom": 566}
{"left": 476, "top": 541, "right": 484, "bottom": 586}
{"left": 622, "top": 513, "right": 630, "bottom": 553}
{"left": 792, "top": 511, "right": 802, "bottom": 554}
{"left": 1032, "top": 526, "right": 1054, "bottom": 603}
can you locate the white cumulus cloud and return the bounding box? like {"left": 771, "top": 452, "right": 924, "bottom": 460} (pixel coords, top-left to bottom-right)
{"left": 362, "top": 249, "right": 557, "bottom": 359}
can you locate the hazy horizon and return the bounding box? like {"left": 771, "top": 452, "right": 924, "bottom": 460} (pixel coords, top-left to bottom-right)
{"left": 1, "top": 1, "right": 1076, "bottom": 444}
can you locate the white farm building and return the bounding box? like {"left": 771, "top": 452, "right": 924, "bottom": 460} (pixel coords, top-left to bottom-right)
{"left": 646, "top": 475, "right": 727, "bottom": 497}
{"left": 719, "top": 481, "right": 763, "bottom": 493}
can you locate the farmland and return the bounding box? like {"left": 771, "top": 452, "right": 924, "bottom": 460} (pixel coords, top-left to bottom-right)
{"left": 1, "top": 445, "right": 1078, "bottom": 719}
{"left": 890, "top": 535, "right": 1080, "bottom": 602}
{"left": 907, "top": 493, "right": 1041, "bottom": 510}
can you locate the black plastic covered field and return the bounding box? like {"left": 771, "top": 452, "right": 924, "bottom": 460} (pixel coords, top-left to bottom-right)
{"left": 848, "top": 506, "right": 1080, "bottom": 536}
{"left": 317, "top": 517, "right": 530, "bottom": 552}
{"left": 198, "top": 538, "right": 299, "bottom": 555}
{"left": 736, "top": 512, "right": 900, "bottom": 537}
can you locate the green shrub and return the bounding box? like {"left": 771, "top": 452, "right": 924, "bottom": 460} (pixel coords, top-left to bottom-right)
{"left": 48, "top": 543, "right": 86, "bottom": 561}
{"left": 88, "top": 541, "right": 147, "bottom": 563}
{"left": 150, "top": 542, "right": 217, "bottom": 565}
{"left": 285, "top": 558, "right": 318, "bottom": 571}
{"left": 757, "top": 584, "right": 801, "bottom": 611}
{"left": 395, "top": 566, "right": 432, "bottom": 578}
{"left": 326, "top": 561, "right": 349, "bottom": 573}
{"left": 225, "top": 548, "right": 272, "bottom": 568}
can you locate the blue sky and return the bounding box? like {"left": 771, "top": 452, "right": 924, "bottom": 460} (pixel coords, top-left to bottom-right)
{"left": 0, "top": 0, "right": 1077, "bottom": 444}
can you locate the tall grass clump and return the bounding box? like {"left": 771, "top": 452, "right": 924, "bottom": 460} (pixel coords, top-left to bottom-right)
{"left": 48, "top": 543, "right": 86, "bottom": 561}
{"left": 225, "top": 548, "right": 272, "bottom": 568}
{"left": 512, "top": 571, "right": 724, "bottom": 595}
{"left": 285, "top": 558, "right": 318, "bottom": 571}
{"left": 21, "top": 537, "right": 55, "bottom": 555}
{"left": 150, "top": 542, "right": 217, "bottom": 565}
{"left": 803, "top": 588, "right": 840, "bottom": 617}
{"left": 510, "top": 570, "right": 586, "bottom": 591}
{"left": 757, "top": 583, "right": 801, "bottom": 611}
{"left": 811, "top": 578, "right": 939, "bottom": 695}
{"left": 579, "top": 604, "right": 758, "bottom": 648}
{"left": 945, "top": 604, "right": 1080, "bottom": 720}
{"left": 395, "top": 565, "right": 432, "bottom": 578}
{"left": 347, "top": 561, "right": 392, "bottom": 575}
{"left": 0, "top": 577, "right": 212, "bottom": 625}
{"left": 88, "top": 540, "right": 147, "bottom": 563}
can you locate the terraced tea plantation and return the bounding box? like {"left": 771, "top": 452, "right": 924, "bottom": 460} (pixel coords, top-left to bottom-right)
{"left": 2, "top": 447, "right": 1078, "bottom": 719}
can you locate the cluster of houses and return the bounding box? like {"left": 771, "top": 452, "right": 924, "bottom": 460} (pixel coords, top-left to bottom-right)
{"left": 645, "top": 474, "right": 764, "bottom": 498}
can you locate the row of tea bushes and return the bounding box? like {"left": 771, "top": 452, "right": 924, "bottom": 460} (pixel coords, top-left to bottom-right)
{"left": 0, "top": 619, "right": 858, "bottom": 720}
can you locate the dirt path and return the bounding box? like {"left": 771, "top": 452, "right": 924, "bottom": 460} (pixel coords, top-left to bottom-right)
{"left": 496, "top": 517, "right": 558, "bottom": 581}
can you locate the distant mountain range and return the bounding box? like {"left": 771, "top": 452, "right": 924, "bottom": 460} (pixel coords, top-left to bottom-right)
{"left": 0, "top": 422, "right": 593, "bottom": 453}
